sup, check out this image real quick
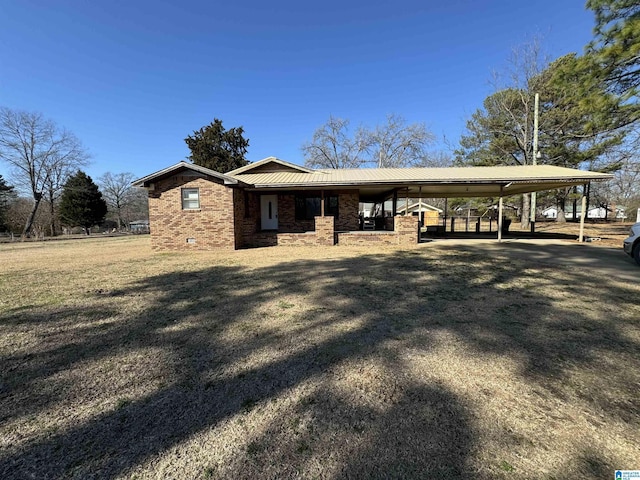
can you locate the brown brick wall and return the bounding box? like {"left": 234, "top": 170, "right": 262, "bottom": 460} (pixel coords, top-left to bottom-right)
{"left": 280, "top": 191, "right": 359, "bottom": 232}
{"left": 242, "top": 216, "right": 335, "bottom": 247}
{"left": 315, "top": 216, "right": 335, "bottom": 246}
{"left": 336, "top": 216, "right": 418, "bottom": 246}
{"left": 242, "top": 191, "right": 359, "bottom": 247}
{"left": 395, "top": 215, "right": 419, "bottom": 245}
{"left": 277, "top": 194, "right": 314, "bottom": 232}
{"left": 148, "top": 179, "right": 413, "bottom": 251}
{"left": 233, "top": 188, "right": 245, "bottom": 249}
{"left": 240, "top": 192, "right": 261, "bottom": 246}
{"left": 337, "top": 232, "right": 399, "bottom": 246}
{"left": 335, "top": 191, "right": 359, "bottom": 231}
{"left": 276, "top": 233, "right": 317, "bottom": 245}
{"left": 148, "top": 174, "right": 238, "bottom": 251}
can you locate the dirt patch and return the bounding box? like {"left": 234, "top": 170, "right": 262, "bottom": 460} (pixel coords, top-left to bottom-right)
{"left": 1, "top": 236, "right": 638, "bottom": 479}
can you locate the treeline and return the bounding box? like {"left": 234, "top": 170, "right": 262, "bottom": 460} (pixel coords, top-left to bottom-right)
{"left": 0, "top": 108, "right": 147, "bottom": 238}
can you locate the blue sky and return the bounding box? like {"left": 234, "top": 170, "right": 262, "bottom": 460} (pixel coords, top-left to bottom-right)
{"left": 0, "top": 0, "right": 596, "bottom": 182}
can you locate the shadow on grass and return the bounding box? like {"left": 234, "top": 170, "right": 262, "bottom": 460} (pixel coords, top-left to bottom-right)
{"left": 1, "top": 242, "right": 639, "bottom": 478}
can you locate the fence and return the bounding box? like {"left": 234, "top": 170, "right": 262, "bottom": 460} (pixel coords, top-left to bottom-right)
{"left": 422, "top": 216, "right": 513, "bottom": 235}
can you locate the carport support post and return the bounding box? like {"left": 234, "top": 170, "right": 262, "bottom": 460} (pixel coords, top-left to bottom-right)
{"left": 498, "top": 187, "right": 504, "bottom": 242}
{"left": 418, "top": 186, "right": 422, "bottom": 226}
{"left": 321, "top": 190, "right": 325, "bottom": 216}
{"left": 579, "top": 183, "right": 587, "bottom": 242}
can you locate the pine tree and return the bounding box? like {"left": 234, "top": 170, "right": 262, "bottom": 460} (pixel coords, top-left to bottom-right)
{"left": 0, "top": 174, "right": 15, "bottom": 232}
{"left": 185, "top": 119, "right": 249, "bottom": 173}
{"left": 59, "top": 171, "right": 108, "bottom": 234}
{"left": 587, "top": 0, "right": 640, "bottom": 98}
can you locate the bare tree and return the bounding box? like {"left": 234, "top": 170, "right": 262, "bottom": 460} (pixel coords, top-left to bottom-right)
{"left": 120, "top": 187, "right": 149, "bottom": 226}
{"left": 0, "top": 108, "right": 89, "bottom": 237}
{"left": 4, "top": 196, "right": 53, "bottom": 238}
{"left": 302, "top": 116, "right": 371, "bottom": 169}
{"left": 416, "top": 150, "right": 455, "bottom": 168}
{"left": 598, "top": 127, "right": 640, "bottom": 217}
{"left": 370, "top": 114, "right": 435, "bottom": 168}
{"left": 98, "top": 172, "right": 138, "bottom": 230}
{"left": 302, "top": 114, "right": 434, "bottom": 169}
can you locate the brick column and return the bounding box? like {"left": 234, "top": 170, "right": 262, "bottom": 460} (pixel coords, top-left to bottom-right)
{"left": 315, "top": 216, "right": 335, "bottom": 246}
{"left": 394, "top": 215, "right": 419, "bottom": 245}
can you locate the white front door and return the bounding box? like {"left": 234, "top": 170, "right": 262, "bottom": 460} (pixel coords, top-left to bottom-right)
{"left": 260, "top": 195, "right": 278, "bottom": 230}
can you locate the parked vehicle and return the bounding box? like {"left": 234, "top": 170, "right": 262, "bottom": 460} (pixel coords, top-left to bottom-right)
{"left": 623, "top": 222, "right": 640, "bottom": 265}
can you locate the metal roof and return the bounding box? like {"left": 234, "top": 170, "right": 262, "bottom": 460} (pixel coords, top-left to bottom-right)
{"left": 132, "top": 160, "right": 613, "bottom": 199}
{"left": 229, "top": 164, "right": 613, "bottom": 198}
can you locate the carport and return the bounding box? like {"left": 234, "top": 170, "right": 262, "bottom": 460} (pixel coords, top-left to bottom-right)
{"left": 337, "top": 165, "right": 614, "bottom": 243}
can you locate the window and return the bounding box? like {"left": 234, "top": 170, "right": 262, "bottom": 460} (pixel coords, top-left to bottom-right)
{"left": 295, "top": 194, "right": 338, "bottom": 220}
{"left": 182, "top": 188, "right": 200, "bottom": 210}
{"left": 326, "top": 195, "right": 339, "bottom": 216}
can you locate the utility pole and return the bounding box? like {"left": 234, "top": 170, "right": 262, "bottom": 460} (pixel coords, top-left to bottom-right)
{"left": 530, "top": 92, "right": 539, "bottom": 233}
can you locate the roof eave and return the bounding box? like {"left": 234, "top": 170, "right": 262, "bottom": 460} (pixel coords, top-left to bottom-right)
{"left": 247, "top": 176, "right": 612, "bottom": 190}
{"left": 131, "top": 161, "right": 247, "bottom": 188}
{"left": 228, "top": 157, "right": 315, "bottom": 175}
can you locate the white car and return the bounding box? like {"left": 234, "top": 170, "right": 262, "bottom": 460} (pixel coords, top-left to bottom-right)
{"left": 623, "top": 222, "right": 640, "bottom": 265}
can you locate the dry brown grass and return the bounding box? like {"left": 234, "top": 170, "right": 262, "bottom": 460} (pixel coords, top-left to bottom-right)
{"left": 1, "top": 234, "right": 639, "bottom": 479}
{"left": 512, "top": 220, "right": 633, "bottom": 248}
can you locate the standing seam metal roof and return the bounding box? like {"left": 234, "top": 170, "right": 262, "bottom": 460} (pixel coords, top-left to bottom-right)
{"left": 229, "top": 165, "right": 612, "bottom": 187}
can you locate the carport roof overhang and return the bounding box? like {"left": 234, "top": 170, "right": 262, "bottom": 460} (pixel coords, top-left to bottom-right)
{"left": 235, "top": 165, "right": 613, "bottom": 198}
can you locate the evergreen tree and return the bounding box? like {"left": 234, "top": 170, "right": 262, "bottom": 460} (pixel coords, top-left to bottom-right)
{"left": 0, "top": 174, "right": 15, "bottom": 232}
{"left": 59, "top": 171, "right": 107, "bottom": 234}
{"left": 587, "top": 0, "right": 640, "bottom": 99}
{"left": 457, "top": 54, "right": 631, "bottom": 223}
{"left": 184, "top": 119, "right": 249, "bottom": 173}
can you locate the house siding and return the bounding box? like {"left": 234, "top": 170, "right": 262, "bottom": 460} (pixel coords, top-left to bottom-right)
{"left": 148, "top": 174, "right": 238, "bottom": 251}
{"left": 147, "top": 176, "right": 414, "bottom": 250}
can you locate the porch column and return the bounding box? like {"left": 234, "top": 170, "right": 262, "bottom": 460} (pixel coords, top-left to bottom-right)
{"left": 321, "top": 190, "right": 325, "bottom": 216}
{"left": 498, "top": 187, "right": 504, "bottom": 243}
{"left": 579, "top": 183, "right": 587, "bottom": 242}
{"left": 444, "top": 198, "right": 448, "bottom": 229}
{"left": 405, "top": 189, "right": 410, "bottom": 215}
{"left": 392, "top": 189, "right": 397, "bottom": 217}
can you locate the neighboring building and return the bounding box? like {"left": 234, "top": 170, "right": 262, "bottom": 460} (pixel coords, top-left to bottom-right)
{"left": 129, "top": 220, "right": 150, "bottom": 233}
{"left": 542, "top": 206, "right": 627, "bottom": 220}
{"left": 132, "top": 157, "right": 612, "bottom": 250}
{"left": 542, "top": 206, "right": 565, "bottom": 219}
{"left": 396, "top": 200, "right": 442, "bottom": 226}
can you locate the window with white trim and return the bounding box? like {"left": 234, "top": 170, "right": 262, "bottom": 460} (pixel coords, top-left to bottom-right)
{"left": 182, "top": 188, "right": 200, "bottom": 210}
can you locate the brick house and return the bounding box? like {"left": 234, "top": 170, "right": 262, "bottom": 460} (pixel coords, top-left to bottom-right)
{"left": 132, "top": 157, "right": 612, "bottom": 250}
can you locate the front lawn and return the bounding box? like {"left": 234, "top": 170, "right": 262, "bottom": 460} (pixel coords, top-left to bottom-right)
{"left": 1, "top": 236, "right": 638, "bottom": 479}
